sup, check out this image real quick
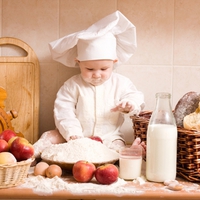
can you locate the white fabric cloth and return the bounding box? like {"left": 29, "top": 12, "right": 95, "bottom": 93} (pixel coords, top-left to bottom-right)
{"left": 49, "top": 10, "right": 137, "bottom": 68}
{"left": 54, "top": 72, "right": 144, "bottom": 147}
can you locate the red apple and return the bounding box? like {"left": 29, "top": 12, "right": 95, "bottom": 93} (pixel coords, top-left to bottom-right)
{"left": 0, "top": 129, "right": 17, "bottom": 142}
{"left": 72, "top": 160, "right": 96, "bottom": 183}
{"left": 7, "top": 136, "right": 18, "bottom": 149}
{"left": 90, "top": 136, "right": 103, "bottom": 143}
{"left": 0, "top": 139, "right": 9, "bottom": 152}
{"left": 95, "top": 164, "right": 119, "bottom": 185}
{"left": 10, "top": 137, "right": 34, "bottom": 161}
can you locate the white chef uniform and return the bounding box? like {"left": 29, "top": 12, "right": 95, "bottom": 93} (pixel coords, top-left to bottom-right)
{"left": 54, "top": 73, "right": 144, "bottom": 147}
{"left": 49, "top": 10, "right": 145, "bottom": 149}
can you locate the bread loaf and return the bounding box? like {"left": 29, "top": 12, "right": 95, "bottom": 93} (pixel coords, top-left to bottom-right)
{"left": 174, "top": 92, "right": 200, "bottom": 127}
{"left": 183, "top": 102, "right": 200, "bottom": 131}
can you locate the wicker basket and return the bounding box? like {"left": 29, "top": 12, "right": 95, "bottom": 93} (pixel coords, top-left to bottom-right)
{"left": 131, "top": 111, "right": 200, "bottom": 182}
{"left": 0, "top": 157, "right": 34, "bottom": 188}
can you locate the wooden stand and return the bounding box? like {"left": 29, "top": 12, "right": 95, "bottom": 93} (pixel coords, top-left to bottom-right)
{"left": 0, "top": 37, "right": 39, "bottom": 143}
{"left": 0, "top": 87, "right": 18, "bottom": 133}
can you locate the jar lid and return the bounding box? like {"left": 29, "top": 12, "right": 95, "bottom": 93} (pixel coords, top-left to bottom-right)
{"left": 119, "top": 146, "right": 142, "bottom": 157}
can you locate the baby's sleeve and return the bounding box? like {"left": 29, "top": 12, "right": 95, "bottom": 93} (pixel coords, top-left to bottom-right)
{"left": 54, "top": 80, "right": 83, "bottom": 141}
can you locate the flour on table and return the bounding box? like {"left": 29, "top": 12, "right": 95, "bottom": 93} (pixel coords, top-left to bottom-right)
{"left": 133, "top": 175, "right": 147, "bottom": 185}
{"left": 19, "top": 174, "right": 140, "bottom": 196}
{"left": 19, "top": 175, "right": 66, "bottom": 195}
{"left": 41, "top": 138, "right": 119, "bottom": 163}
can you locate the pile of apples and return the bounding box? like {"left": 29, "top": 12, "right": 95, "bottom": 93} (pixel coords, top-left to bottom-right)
{"left": 72, "top": 160, "right": 119, "bottom": 185}
{"left": 0, "top": 129, "right": 34, "bottom": 164}
{"left": 72, "top": 136, "right": 119, "bottom": 185}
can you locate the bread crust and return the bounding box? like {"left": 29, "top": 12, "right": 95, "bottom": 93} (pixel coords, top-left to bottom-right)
{"left": 174, "top": 92, "right": 200, "bottom": 127}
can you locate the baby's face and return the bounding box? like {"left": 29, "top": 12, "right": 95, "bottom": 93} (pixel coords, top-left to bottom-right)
{"left": 78, "top": 60, "right": 115, "bottom": 86}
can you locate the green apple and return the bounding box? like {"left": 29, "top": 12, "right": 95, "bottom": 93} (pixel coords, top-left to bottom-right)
{"left": 0, "top": 152, "right": 17, "bottom": 164}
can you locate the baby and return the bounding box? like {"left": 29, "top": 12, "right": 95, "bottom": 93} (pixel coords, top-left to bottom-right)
{"left": 34, "top": 11, "right": 145, "bottom": 158}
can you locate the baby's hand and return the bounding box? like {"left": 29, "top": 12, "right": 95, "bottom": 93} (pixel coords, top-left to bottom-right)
{"left": 69, "top": 135, "right": 83, "bottom": 140}
{"left": 111, "top": 101, "right": 134, "bottom": 113}
{"left": 110, "top": 139, "right": 125, "bottom": 152}
{"left": 131, "top": 137, "right": 146, "bottom": 157}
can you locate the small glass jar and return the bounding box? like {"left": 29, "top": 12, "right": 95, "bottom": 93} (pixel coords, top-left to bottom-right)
{"left": 119, "top": 145, "right": 142, "bottom": 180}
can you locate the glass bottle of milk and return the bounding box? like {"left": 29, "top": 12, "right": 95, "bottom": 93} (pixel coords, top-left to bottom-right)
{"left": 146, "top": 92, "right": 177, "bottom": 182}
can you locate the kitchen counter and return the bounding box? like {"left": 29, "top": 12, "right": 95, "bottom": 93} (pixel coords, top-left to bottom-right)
{"left": 0, "top": 165, "right": 200, "bottom": 200}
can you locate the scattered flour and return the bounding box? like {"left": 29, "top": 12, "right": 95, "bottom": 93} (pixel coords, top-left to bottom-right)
{"left": 18, "top": 169, "right": 200, "bottom": 196}
{"left": 20, "top": 138, "right": 200, "bottom": 197}
{"left": 41, "top": 138, "right": 119, "bottom": 164}
{"left": 19, "top": 174, "right": 141, "bottom": 196}
{"left": 133, "top": 175, "right": 147, "bottom": 185}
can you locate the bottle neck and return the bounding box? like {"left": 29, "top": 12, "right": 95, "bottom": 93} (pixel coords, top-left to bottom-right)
{"left": 149, "top": 92, "right": 176, "bottom": 126}
{"left": 155, "top": 94, "right": 172, "bottom": 112}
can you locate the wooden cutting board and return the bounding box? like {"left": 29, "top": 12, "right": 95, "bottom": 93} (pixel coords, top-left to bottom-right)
{"left": 0, "top": 37, "right": 39, "bottom": 143}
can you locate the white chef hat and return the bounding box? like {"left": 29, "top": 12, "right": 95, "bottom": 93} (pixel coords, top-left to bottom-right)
{"left": 49, "top": 10, "right": 137, "bottom": 68}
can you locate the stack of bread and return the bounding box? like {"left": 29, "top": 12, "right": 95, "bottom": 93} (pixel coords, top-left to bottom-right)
{"left": 183, "top": 102, "right": 200, "bottom": 131}
{"left": 174, "top": 91, "right": 200, "bottom": 130}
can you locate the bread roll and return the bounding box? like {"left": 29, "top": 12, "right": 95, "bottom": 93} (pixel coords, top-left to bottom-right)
{"left": 174, "top": 92, "right": 200, "bottom": 127}
{"left": 167, "top": 182, "right": 183, "bottom": 191}
{"left": 183, "top": 102, "right": 200, "bottom": 131}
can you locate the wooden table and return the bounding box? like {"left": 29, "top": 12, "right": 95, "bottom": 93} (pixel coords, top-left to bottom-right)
{"left": 0, "top": 167, "right": 200, "bottom": 200}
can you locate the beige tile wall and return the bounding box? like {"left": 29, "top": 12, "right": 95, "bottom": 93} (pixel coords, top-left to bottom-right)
{"left": 1, "top": 0, "right": 200, "bottom": 143}
{"left": 0, "top": 0, "right": 2, "bottom": 55}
